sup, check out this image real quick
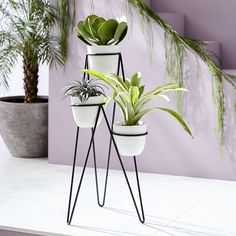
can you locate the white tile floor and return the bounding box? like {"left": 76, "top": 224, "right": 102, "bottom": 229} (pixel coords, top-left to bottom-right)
{"left": 0, "top": 137, "right": 236, "bottom": 236}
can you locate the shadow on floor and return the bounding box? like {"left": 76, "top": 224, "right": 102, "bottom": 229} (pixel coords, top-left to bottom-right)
{"left": 71, "top": 206, "right": 233, "bottom": 236}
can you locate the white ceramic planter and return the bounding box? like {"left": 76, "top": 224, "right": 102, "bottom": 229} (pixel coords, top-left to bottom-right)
{"left": 87, "top": 45, "right": 120, "bottom": 74}
{"left": 71, "top": 95, "right": 104, "bottom": 128}
{"left": 113, "top": 122, "right": 147, "bottom": 157}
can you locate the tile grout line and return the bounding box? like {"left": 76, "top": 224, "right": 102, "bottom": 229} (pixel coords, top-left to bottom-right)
{"left": 164, "top": 185, "right": 224, "bottom": 227}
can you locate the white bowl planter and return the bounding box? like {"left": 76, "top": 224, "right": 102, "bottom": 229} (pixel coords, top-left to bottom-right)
{"left": 113, "top": 122, "right": 147, "bottom": 157}
{"left": 71, "top": 95, "right": 104, "bottom": 128}
{"left": 87, "top": 45, "right": 120, "bottom": 74}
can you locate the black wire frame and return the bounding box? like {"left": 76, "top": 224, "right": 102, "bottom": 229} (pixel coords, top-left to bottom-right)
{"left": 67, "top": 53, "right": 145, "bottom": 225}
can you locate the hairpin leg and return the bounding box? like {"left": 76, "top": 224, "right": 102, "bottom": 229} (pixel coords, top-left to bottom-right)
{"left": 101, "top": 107, "right": 145, "bottom": 223}
{"left": 92, "top": 126, "right": 111, "bottom": 207}
{"left": 67, "top": 127, "right": 80, "bottom": 224}
{"left": 67, "top": 106, "right": 102, "bottom": 225}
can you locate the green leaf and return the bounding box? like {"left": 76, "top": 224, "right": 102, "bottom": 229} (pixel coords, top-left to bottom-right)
{"left": 139, "top": 85, "right": 145, "bottom": 97}
{"left": 77, "top": 34, "right": 91, "bottom": 45}
{"left": 92, "top": 17, "right": 105, "bottom": 34}
{"left": 82, "top": 69, "right": 126, "bottom": 92}
{"left": 130, "top": 72, "right": 141, "bottom": 86}
{"left": 134, "top": 83, "right": 188, "bottom": 112}
{"left": 76, "top": 21, "right": 98, "bottom": 44}
{"left": 113, "top": 74, "right": 129, "bottom": 91}
{"left": 114, "top": 93, "right": 128, "bottom": 121}
{"left": 157, "top": 107, "right": 193, "bottom": 137}
{"left": 114, "top": 22, "right": 128, "bottom": 44}
{"left": 145, "top": 83, "right": 187, "bottom": 97}
{"left": 129, "top": 86, "right": 140, "bottom": 106}
{"left": 84, "top": 15, "right": 99, "bottom": 39}
{"left": 82, "top": 69, "right": 117, "bottom": 91}
{"left": 98, "top": 19, "right": 118, "bottom": 45}
{"left": 84, "top": 15, "right": 98, "bottom": 31}
{"left": 157, "top": 94, "right": 170, "bottom": 102}
{"left": 128, "top": 107, "right": 158, "bottom": 126}
{"left": 125, "top": 79, "right": 131, "bottom": 90}
{"left": 117, "top": 92, "right": 135, "bottom": 123}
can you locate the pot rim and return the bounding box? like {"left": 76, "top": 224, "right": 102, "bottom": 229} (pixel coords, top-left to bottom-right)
{"left": 71, "top": 95, "right": 105, "bottom": 105}
{"left": 87, "top": 45, "right": 120, "bottom": 48}
{"left": 113, "top": 121, "right": 148, "bottom": 137}
{"left": 113, "top": 121, "right": 146, "bottom": 127}
{"left": 70, "top": 94, "right": 104, "bottom": 98}
{"left": 0, "top": 96, "right": 48, "bottom": 104}
{"left": 112, "top": 131, "right": 148, "bottom": 137}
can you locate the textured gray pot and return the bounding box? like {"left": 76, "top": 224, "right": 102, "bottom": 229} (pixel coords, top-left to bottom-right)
{"left": 0, "top": 96, "right": 48, "bottom": 158}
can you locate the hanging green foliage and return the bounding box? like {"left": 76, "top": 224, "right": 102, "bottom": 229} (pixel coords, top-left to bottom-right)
{"left": 126, "top": 0, "right": 236, "bottom": 86}
{"left": 125, "top": 0, "right": 236, "bottom": 155}
{"left": 58, "top": 0, "right": 236, "bottom": 155}
{"left": 57, "top": 0, "right": 70, "bottom": 60}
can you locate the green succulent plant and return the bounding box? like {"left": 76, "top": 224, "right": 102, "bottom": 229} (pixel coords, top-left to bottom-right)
{"left": 63, "top": 78, "right": 105, "bottom": 102}
{"left": 75, "top": 15, "right": 128, "bottom": 45}
{"left": 83, "top": 69, "right": 193, "bottom": 137}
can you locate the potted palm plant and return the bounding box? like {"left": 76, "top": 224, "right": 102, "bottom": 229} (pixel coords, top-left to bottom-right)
{"left": 83, "top": 70, "right": 193, "bottom": 156}
{"left": 0, "top": 0, "right": 64, "bottom": 158}
{"left": 63, "top": 78, "right": 106, "bottom": 128}
{"left": 75, "top": 14, "right": 128, "bottom": 74}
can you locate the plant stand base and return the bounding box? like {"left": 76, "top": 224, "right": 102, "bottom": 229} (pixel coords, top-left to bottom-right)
{"left": 67, "top": 105, "right": 145, "bottom": 224}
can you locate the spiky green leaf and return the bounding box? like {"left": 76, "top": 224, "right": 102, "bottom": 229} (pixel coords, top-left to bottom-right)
{"left": 157, "top": 107, "right": 193, "bottom": 137}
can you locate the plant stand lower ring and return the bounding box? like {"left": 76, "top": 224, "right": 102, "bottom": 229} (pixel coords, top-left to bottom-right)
{"left": 67, "top": 103, "right": 146, "bottom": 224}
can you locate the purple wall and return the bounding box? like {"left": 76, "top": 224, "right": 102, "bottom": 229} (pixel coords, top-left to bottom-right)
{"left": 151, "top": 0, "right": 236, "bottom": 68}
{"left": 49, "top": 0, "right": 236, "bottom": 181}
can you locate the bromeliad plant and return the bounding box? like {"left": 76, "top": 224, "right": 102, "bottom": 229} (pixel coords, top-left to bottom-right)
{"left": 75, "top": 15, "right": 128, "bottom": 45}
{"left": 83, "top": 69, "right": 193, "bottom": 137}
{"left": 63, "top": 78, "right": 105, "bottom": 102}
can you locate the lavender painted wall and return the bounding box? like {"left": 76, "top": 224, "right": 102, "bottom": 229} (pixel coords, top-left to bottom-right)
{"left": 151, "top": 0, "right": 236, "bottom": 68}
{"left": 49, "top": 0, "right": 236, "bottom": 180}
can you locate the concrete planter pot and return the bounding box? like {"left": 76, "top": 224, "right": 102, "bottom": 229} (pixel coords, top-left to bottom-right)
{"left": 113, "top": 121, "right": 147, "bottom": 157}
{"left": 87, "top": 45, "right": 120, "bottom": 74}
{"left": 71, "top": 95, "right": 105, "bottom": 128}
{"left": 0, "top": 96, "right": 48, "bottom": 158}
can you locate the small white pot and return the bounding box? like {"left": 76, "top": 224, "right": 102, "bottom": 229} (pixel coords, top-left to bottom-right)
{"left": 71, "top": 95, "right": 104, "bottom": 128}
{"left": 113, "top": 122, "right": 147, "bottom": 157}
{"left": 87, "top": 45, "right": 120, "bottom": 74}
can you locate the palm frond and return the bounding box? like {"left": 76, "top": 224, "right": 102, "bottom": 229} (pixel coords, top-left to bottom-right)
{"left": 56, "top": 0, "right": 69, "bottom": 60}
{"left": 0, "top": 46, "right": 18, "bottom": 89}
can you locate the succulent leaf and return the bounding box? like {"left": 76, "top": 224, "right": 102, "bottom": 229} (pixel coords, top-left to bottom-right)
{"left": 114, "top": 22, "right": 128, "bottom": 45}
{"left": 76, "top": 21, "right": 98, "bottom": 44}
{"left": 84, "top": 15, "right": 99, "bottom": 39}
{"left": 92, "top": 17, "right": 105, "bottom": 34}
{"left": 98, "top": 19, "right": 118, "bottom": 45}
{"left": 75, "top": 15, "right": 128, "bottom": 45}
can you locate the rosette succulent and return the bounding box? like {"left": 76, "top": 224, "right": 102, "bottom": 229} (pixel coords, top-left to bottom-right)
{"left": 75, "top": 15, "right": 128, "bottom": 45}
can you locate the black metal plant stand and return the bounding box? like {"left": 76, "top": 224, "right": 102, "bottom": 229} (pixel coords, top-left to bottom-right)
{"left": 67, "top": 53, "right": 146, "bottom": 225}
